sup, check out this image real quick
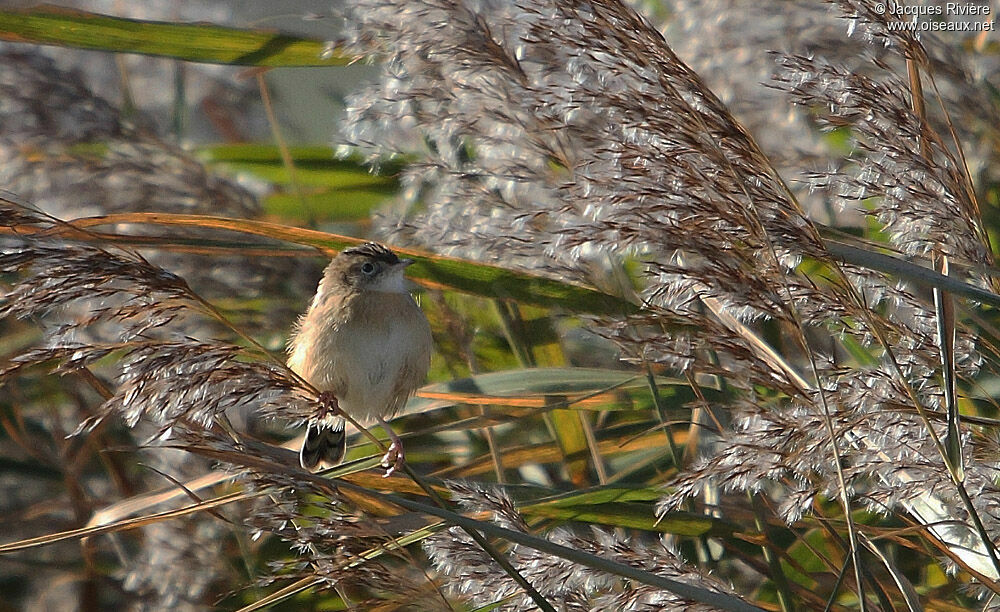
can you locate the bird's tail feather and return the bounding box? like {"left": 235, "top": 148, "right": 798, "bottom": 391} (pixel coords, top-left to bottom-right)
{"left": 300, "top": 418, "right": 347, "bottom": 469}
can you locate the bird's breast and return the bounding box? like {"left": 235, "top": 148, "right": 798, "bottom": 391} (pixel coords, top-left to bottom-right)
{"left": 288, "top": 291, "right": 431, "bottom": 424}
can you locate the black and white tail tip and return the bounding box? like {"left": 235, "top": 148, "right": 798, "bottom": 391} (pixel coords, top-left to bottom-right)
{"left": 300, "top": 419, "right": 347, "bottom": 470}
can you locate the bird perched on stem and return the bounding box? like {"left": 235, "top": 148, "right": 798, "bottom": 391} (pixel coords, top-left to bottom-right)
{"left": 288, "top": 242, "right": 432, "bottom": 476}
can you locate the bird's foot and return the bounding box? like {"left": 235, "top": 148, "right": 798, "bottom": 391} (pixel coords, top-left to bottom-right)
{"left": 379, "top": 421, "right": 406, "bottom": 477}
{"left": 380, "top": 440, "right": 405, "bottom": 477}
{"left": 316, "top": 391, "right": 341, "bottom": 419}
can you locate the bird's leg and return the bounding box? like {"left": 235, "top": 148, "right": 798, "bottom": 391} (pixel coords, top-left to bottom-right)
{"left": 315, "top": 391, "right": 341, "bottom": 419}
{"left": 377, "top": 416, "right": 405, "bottom": 477}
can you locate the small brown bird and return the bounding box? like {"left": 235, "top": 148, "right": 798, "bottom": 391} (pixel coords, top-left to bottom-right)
{"left": 288, "top": 242, "right": 432, "bottom": 475}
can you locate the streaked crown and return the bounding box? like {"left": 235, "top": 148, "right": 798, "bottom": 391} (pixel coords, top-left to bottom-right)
{"left": 340, "top": 242, "right": 401, "bottom": 265}
{"left": 323, "top": 242, "right": 412, "bottom": 294}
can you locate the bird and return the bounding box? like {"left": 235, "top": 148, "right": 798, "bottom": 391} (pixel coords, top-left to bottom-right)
{"left": 287, "top": 242, "right": 432, "bottom": 476}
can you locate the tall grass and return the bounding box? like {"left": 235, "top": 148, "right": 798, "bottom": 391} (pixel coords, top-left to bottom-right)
{"left": 2, "top": 0, "right": 1000, "bottom": 610}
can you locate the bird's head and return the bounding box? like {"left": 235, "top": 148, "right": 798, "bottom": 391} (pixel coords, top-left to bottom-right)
{"left": 327, "top": 242, "right": 415, "bottom": 295}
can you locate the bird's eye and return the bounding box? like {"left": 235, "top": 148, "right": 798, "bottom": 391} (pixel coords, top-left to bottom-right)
{"left": 360, "top": 262, "right": 377, "bottom": 275}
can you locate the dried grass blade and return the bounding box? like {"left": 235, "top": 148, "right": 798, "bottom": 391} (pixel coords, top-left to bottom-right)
{"left": 0, "top": 491, "right": 245, "bottom": 553}
{"left": 934, "top": 256, "right": 963, "bottom": 481}
{"left": 361, "top": 485, "right": 766, "bottom": 612}
{"left": 47, "top": 212, "right": 637, "bottom": 315}
{"left": 825, "top": 240, "right": 1000, "bottom": 309}
{"left": 858, "top": 533, "right": 923, "bottom": 612}
{"left": 237, "top": 577, "right": 323, "bottom": 612}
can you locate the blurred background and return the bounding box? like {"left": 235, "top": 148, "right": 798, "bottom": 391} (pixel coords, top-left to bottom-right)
{"left": 2, "top": 1, "right": 1000, "bottom": 611}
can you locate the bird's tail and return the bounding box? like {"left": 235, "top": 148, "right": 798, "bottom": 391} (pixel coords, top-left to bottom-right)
{"left": 300, "top": 417, "right": 346, "bottom": 469}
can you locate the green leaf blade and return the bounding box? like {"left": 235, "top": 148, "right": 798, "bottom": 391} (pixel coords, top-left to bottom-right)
{"left": 0, "top": 7, "right": 353, "bottom": 66}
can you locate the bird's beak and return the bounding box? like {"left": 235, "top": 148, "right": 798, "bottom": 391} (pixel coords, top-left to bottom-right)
{"left": 385, "top": 259, "right": 418, "bottom": 293}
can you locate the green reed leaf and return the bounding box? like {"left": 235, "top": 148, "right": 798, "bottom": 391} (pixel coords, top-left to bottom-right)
{"left": 0, "top": 7, "right": 352, "bottom": 66}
